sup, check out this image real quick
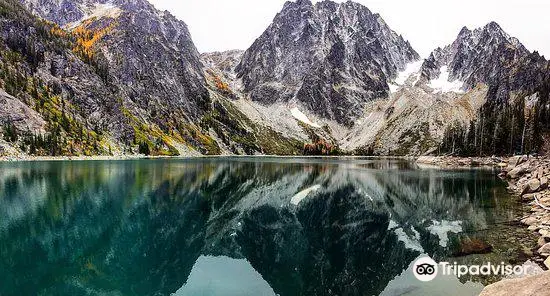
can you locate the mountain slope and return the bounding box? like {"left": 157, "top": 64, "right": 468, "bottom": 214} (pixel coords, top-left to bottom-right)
{"left": 2, "top": 0, "right": 222, "bottom": 156}
{"left": 343, "top": 22, "right": 550, "bottom": 155}
{"left": 236, "top": 0, "right": 419, "bottom": 126}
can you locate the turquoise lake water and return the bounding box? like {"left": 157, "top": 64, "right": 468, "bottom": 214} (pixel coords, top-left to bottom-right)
{"left": 0, "top": 158, "right": 535, "bottom": 295}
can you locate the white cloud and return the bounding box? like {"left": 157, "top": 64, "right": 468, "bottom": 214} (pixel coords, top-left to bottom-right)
{"left": 149, "top": 0, "right": 550, "bottom": 58}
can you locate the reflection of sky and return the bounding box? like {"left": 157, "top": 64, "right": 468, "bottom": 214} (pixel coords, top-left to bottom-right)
{"left": 381, "top": 255, "right": 484, "bottom": 296}
{"left": 174, "top": 256, "right": 276, "bottom": 296}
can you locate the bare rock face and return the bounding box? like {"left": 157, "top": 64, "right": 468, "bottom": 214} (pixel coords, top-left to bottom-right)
{"left": 21, "top": 0, "right": 209, "bottom": 123}
{"left": 419, "top": 22, "right": 548, "bottom": 103}
{"left": 479, "top": 271, "right": 550, "bottom": 296}
{"left": 10, "top": 0, "right": 213, "bottom": 154}
{"left": 236, "top": 0, "right": 419, "bottom": 126}
{"left": 0, "top": 90, "right": 46, "bottom": 133}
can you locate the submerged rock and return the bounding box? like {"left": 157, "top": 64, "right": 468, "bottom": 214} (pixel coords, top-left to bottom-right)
{"left": 453, "top": 238, "right": 493, "bottom": 257}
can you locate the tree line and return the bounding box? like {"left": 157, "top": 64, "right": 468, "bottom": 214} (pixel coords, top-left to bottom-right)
{"left": 440, "top": 89, "right": 550, "bottom": 156}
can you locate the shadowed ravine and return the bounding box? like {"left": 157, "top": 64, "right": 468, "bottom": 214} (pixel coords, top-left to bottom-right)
{"left": 0, "top": 158, "right": 537, "bottom": 295}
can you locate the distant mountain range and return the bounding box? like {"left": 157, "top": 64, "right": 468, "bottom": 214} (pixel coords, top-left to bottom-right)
{"left": 0, "top": 0, "right": 548, "bottom": 157}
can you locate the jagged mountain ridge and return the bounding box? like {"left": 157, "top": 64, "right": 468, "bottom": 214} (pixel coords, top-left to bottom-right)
{"left": 419, "top": 22, "right": 548, "bottom": 102}
{"left": 347, "top": 21, "right": 550, "bottom": 155}
{"left": 2, "top": 0, "right": 549, "bottom": 157}
{"left": 236, "top": 0, "right": 419, "bottom": 126}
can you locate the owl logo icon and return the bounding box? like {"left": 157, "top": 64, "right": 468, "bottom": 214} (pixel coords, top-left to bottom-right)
{"left": 412, "top": 257, "right": 438, "bottom": 282}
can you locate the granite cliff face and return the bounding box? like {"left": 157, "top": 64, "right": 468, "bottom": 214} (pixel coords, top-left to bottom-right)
{"left": 0, "top": 0, "right": 220, "bottom": 156}
{"left": 236, "top": 0, "right": 419, "bottom": 126}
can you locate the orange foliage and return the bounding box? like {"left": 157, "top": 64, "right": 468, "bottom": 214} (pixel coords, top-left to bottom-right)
{"left": 49, "top": 24, "right": 67, "bottom": 38}
{"left": 213, "top": 75, "right": 232, "bottom": 95}
{"left": 72, "top": 21, "right": 117, "bottom": 61}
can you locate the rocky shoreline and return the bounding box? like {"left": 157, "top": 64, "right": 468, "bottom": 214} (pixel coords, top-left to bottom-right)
{"left": 499, "top": 156, "right": 550, "bottom": 270}
{"left": 416, "top": 155, "right": 506, "bottom": 168}
{"left": 418, "top": 155, "right": 550, "bottom": 295}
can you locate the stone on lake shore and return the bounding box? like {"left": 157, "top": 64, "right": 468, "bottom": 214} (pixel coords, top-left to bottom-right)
{"left": 479, "top": 271, "right": 550, "bottom": 296}
{"left": 522, "top": 216, "right": 539, "bottom": 226}
{"left": 509, "top": 166, "right": 527, "bottom": 179}
{"left": 539, "top": 236, "right": 549, "bottom": 247}
{"left": 522, "top": 179, "right": 541, "bottom": 195}
{"left": 542, "top": 176, "right": 549, "bottom": 190}
{"left": 538, "top": 243, "right": 550, "bottom": 256}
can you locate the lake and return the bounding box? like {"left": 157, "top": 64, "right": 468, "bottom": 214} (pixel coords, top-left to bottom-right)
{"left": 0, "top": 157, "right": 536, "bottom": 295}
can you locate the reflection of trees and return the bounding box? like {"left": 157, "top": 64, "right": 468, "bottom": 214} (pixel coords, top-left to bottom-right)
{"left": 0, "top": 159, "right": 516, "bottom": 295}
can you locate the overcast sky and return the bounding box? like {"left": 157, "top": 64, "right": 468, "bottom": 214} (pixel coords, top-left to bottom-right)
{"left": 150, "top": 0, "right": 550, "bottom": 58}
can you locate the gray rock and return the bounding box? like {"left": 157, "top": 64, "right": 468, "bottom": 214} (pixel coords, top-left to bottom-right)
{"left": 522, "top": 179, "right": 541, "bottom": 195}
{"left": 479, "top": 271, "right": 550, "bottom": 296}
{"left": 538, "top": 243, "right": 550, "bottom": 255}
{"left": 539, "top": 236, "right": 549, "bottom": 248}
{"left": 541, "top": 176, "right": 549, "bottom": 190}
{"left": 509, "top": 167, "right": 527, "bottom": 179}
{"left": 522, "top": 217, "right": 539, "bottom": 226}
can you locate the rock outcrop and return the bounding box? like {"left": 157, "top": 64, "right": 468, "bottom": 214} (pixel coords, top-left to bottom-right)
{"left": 236, "top": 0, "right": 419, "bottom": 126}
{"left": 479, "top": 271, "right": 550, "bottom": 296}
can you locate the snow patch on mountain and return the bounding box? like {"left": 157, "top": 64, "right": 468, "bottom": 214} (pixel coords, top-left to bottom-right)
{"left": 291, "top": 107, "right": 321, "bottom": 128}
{"left": 428, "top": 66, "right": 464, "bottom": 93}
{"left": 394, "top": 61, "right": 423, "bottom": 86}
{"left": 394, "top": 227, "right": 424, "bottom": 252}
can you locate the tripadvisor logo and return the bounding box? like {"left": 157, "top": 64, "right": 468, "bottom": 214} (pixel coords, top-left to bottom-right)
{"left": 412, "top": 257, "right": 438, "bottom": 282}
{"left": 412, "top": 256, "right": 534, "bottom": 282}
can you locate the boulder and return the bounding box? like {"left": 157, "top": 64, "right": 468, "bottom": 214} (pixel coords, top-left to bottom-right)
{"left": 520, "top": 155, "right": 529, "bottom": 164}
{"left": 529, "top": 225, "right": 541, "bottom": 231}
{"left": 522, "top": 193, "right": 535, "bottom": 201}
{"left": 453, "top": 238, "right": 493, "bottom": 257}
{"left": 542, "top": 176, "right": 549, "bottom": 190}
{"left": 479, "top": 271, "right": 550, "bottom": 296}
{"left": 539, "top": 236, "right": 549, "bottom": 248}
{"left": 522, "top": 179, "right": 541, "bottom": 195}
{"left": 546, "top": 257, "right": 550, "bottom": 270}
{"left": 538, "top": 243, "right": 550, "bottom": 256}
{"left": 537, "top": 167, "right": 545, "bottom": 179}
{"left": 522, "top": 217, "right": 539, "bottom": 226}
{"left": 509, "top": 166, "right": 527, "bottom": 179}
{"left": 509, "top": 156, "right": 522, "bottom": 168}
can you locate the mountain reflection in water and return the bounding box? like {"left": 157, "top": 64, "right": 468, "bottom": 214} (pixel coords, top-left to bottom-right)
{"left": 0, "top": 158, "right": 524, "bottom": 295}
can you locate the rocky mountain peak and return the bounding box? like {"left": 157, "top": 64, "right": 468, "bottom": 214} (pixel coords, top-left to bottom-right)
{"left": 419, "top": 21, "right": 532, "bottom": 94}
{"left": 236, "top": 0, "right": 419, "bottom": 126}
